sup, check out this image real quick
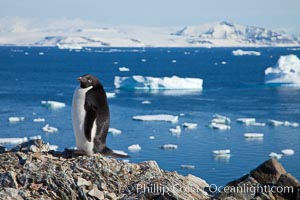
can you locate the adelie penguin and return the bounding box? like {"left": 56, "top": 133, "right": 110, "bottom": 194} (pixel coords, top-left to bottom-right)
{"left": 72, "top": 74, "right": 128, "bottom": 158}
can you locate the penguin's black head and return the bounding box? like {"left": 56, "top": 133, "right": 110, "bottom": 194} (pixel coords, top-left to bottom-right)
{"left": 77, "top": 74, "right": 101, "bottom": 89}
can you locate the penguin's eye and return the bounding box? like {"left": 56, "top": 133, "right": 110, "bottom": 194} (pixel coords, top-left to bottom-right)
{"left": 88, "top": 79, "right": 93, "bottom": 83}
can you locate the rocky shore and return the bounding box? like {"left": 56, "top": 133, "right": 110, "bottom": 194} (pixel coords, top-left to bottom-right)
{"left": 0, "top": 139, "right": 299, "bottom": 200}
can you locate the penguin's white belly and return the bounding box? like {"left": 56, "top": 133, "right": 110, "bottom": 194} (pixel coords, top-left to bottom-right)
{"left": 72, "top": 86, "right": 95, "bottom": 155}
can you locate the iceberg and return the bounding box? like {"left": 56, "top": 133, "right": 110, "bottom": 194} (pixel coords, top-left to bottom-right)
{"left": 182, "top": 122, "right": 198, "bottom": 129}
{"left": 0, "top": 137, "right": 28, "bottom": 144}
{"left": 212, "top": 149, "right": 231, "bottom": 155}
{"left": 106, "top": 92, "right": 116, "bottom": 98}
{"left": 169, "top": 125, "right": 181, "bottom": 135}
{"left": 108, "top": 128, "right": 122, "bottom": 135}
{"left": 42, "top": 124, "right": 58, "bottom": 133}
{"left": 180, "top": 165, "right": 195, "bottom": 169}
{"left": 113, "top": 150, "right": 128, "bottom": 157}
{"left": 114, "top": 75, "right": 203, "bottom": 90}
{"left": 232, "top": 49, "right": 261, "bottom": 56}
{"left": 132, "top": 114, "right": 178, "bottom": 123}
{"left": 128, "top": 144, "right": 141, "bottom": 152}
{"left": 119, "top": 67, "right": 130, "bottom": 72}
{"left": 281, "top": 149, "right": 295, "bottom": 155}
{"left": 209, "top": 122, "right": 231, "bottom": 130}
{"left": 33, "top": 118, "right": 45, "bottom": 122}
{"left": 149, "top": 136, "right": 155, "bottom": 140}
{"left": 267, "top": 119, "right": 299, "bottom": 127}
{"left": 264, "top": 54, "right": 300, "bottom": 85}
{"left": 236, "top": 118, "right": 256, "bottom": 125}
{"left": 8, "top": 117, "right": 25, "bottom": 123}
{"left": 244, "top": 133, "right": 264, "bottom": 138}
{"left": 269, "top": 152, "right": 283, "bottom": 160}
{"left": 141, "top": 100, "right": 152, "bottom": 104}
{"left": 41, "top": 101, "right": 66, "bottom": 109}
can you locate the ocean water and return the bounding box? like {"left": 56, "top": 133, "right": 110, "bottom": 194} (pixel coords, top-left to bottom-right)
{"left": 0, "top": 47, "right": 300, "bottom": 187}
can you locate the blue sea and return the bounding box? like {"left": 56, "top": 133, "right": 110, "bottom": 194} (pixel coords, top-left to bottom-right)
{"left": 0, "top": 47, "right": 300, "bottom": 187}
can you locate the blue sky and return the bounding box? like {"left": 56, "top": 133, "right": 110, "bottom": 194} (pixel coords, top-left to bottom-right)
{"left": 1, "top": 0, "right": 299, "bottom": 33}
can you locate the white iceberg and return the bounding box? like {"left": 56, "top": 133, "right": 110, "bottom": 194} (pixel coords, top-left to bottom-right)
{"left": 149, "top": 136, "right": 155, "bottom": 140}
{"left": 268, "top": 119, "right": 299, "bottom": 127}
{"left": 269, "top": 152, "right": 283, "bottom": 160}
{"left": 132, "top": 114, "right": 178, "bottom": 123}
{"left": 42, "top": 124, "right": 58, "bottom": 133}
{"left": 119, "top": 67, "right": 130, "bottom": 72}
{"left": 114, "top": 75, "right": 203, "bottom": 90}
{"left": 141, "top": 100, "right": 152, "bottom": 104}
{"left": 169, "top": 125, "right": 181, "bottom": 135}
{"left": 0, "top": 137, "right": 28, "bottom": 144}
{"left": 209, "top": 122, "right": 231, "bottom": 130}
{"left": 8, "top": 117, "right": 25, "bottom": 123}
{"left": 249, "top": 122, "right": 266, "bottom": 127}
{"left": 182, "top": 122, "right": 198, "bottom": 129}
{"left": 212, "top": 149, "right": 231, "bottom": 155}
{"left": 106, "top": 92, "right": 116, "bottom": 98}
{"left": 232, "top": 49, "right": 261, "bottom": 56}
{"left": 160, "top": 144, "right": 178, "bottom": 150}
{"left": 33, "top": 118, "right": 45, "bottom": 122}
{"left": 41, "top": 101, "right": 66, "bottom": 109}
{"left": 180, "top": 165, "right": 195, "bottom": 169}
{"left": 281, "top": 149, "right": 295, "bottom": 155}
{"left": 113, "top": 150, "right": 128, "bottom": 156}
{"left": 212, "top": 114, "right": 231, "bottom": 124}
{"left": 244, "top": 133, "right": 264, "bottom": 138}
{"left": 128, "top": 144, "right": 141, "bottom": 152}
{"left": 236, "top": 118, "right": 256, "bottom": 125}
{"left": 108, "top": 128, "right": 122, "bottom": 135}
{"left": 49, "top": 145, "right": 59, "bottom": 151}
{"left": 265, "top": 54, "right": 300, "bottom": 85}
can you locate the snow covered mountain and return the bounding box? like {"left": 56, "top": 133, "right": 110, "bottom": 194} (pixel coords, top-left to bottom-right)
{"left": 0, "top": 17, "right": 299, "bottom": 48}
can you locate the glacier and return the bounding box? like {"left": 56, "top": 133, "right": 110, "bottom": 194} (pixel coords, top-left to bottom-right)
{"left": 114, "top": 75, "right": 203, "bottom": 90}
{"left": 264, "top": 54, "right": 300, "bottom": 85}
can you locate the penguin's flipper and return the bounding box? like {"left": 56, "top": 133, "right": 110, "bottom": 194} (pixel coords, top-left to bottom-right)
{"left": 84, "top": 104, "right": 97, "bottom": 142}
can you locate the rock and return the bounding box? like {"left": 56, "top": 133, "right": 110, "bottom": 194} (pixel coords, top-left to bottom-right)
{"left": 276, "top": 173, "right": 300, "bottom": 200}
{"left": 0, "top": 171, "right": 18, "bottom": 189}
{"left": 251, "top": 158, "right": 286, "bottom": 184}
{"left": 77, "top": 177, "right": 92, "bottom": 187}
{"left": 88, "top": 185, "right": 104, "bottom": 199}
{"left": 11, "top": 139, "right": 50, "bottom": 153}
{"left": 0, "top": 188, "right": 23, "bottom": 200}
{"left": 0, "top": 145, "right": 6, "bottom": 153}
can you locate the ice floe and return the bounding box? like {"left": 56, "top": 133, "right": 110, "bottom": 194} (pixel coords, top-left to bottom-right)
{"left": 149, "top": 136, "right": 155, "bottom": 140}
{"left": 160, "top": 144, "right": 178, "bottom": 150}
{"left": 8, "top": 117, "right": 25, "bottom": 123}
{"left": 141, "top": 100, "right": 152, "bottom": 104}
{"left": 106, "top": 92, "right": 116, "bottom": 98}
{"left": 264, "top": 54, "right": 300, "bottom": 85}
{"left": 0, "top": 135, "right": 41, "bottom": 145}
{"left": 128, "top": 144, "right": 141, "bottom": 152}
{"left": 113, "top": 150, "right": 128, "bottom": 156}
{"left": 267, "top": 119, "right": 299, "bottom": 127}
{"left": 41, "top": 100, "right": 66, "bottom": 109}
{"left": 114, "top": 75, "right": 203, "bottom": 90}
{"left": 212, "top": 149, "right": 231, "bottom": 155}
{"left": 108, "top": 128, "right": 122, "bottom": 135}
{"left": 209, "top": 122, "right": 231, "bottom": 130}
{"left": 182, "top": 122, "right": 198, "bottom": 129}
{"left": 119, "top": 67, "right": 130, "bottom": 72}
{"left": 208, "top": 114, "right": 231, "bottom": 130}
{"left": 42, "top": 124, "right": 58, "bottom": 133}
{"left": 49, "top": 145, "right": 59, "bottom": 151}
{"left": 269, "top": 152, "right": 283, "bottom": 160}
{"left": 169, "top": 125, "right": 181, "bottom": 135}
{"left": 236, "top": 118, "right": 256, "bottom": 125}
{"left": 33, "top": 118, "right": 45, "bottom": 122}
{"left": 281, "top": 149, "right": 295, "bottom": 156}
{"left": 132, "top": 114, "right": 178, "bottom": 123}
{"left": 232, "top": 49, "right": 261, "bottom": 56}
{"left": 180, "top": 165, "right": 195, "bottom": 170}
{"left": 244, "top": 133, "right": 264, "bottom": 138}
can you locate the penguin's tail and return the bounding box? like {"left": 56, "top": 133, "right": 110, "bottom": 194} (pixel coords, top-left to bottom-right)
{"left": 101, "top": 146, "right": 129, "bottom": 158}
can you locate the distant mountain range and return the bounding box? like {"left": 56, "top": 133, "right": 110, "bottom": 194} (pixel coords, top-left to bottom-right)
{"left": 0, "top": 17, "right": 299, "bottom": 48}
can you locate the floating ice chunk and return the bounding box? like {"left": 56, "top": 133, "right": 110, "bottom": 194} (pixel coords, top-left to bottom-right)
{"left": 119, "top": 67, "right": 130, "bottom": 72}
{"left": 108, "top": 128, "right": 122, "bottom": 135}
{"left": 250, "top": 122, "right": 266, "bottom": 126}
{"left": 267, "top": 119, "right": 284, "bottom": 126}
{"left": 149, "top": 136, "right": 155, "bottom": 140}
{"left": 106, "top": 92, "right": 116, "bottom": 98}
{"left": 169, "top": 125, "right": 181, "bottom": 135}
{"left": 30, "top": 135, "right": 42, "bottom": 140}
{"left": 179, "top": 113, "right": 185, "bottom": 116}
{"left": 265, "top": 54, "right": 300, "bottom": 85}
{"left": 236, "top": 118, "right": 256, "bottom": 125}
{"left": 281, "top": 149, "right": 295, "bottom": 155}
{"left": 128, "top": 144, "right": 141, "bottom": 152}
{"left": 212, "top": 114, "right": 231, "bottom": 124}
{"left": 41, "top": 101, "right": 66, "bottom": 109}
{"left": 209, "top": 122, "right": 231, "bottom": 130}
{"left": 38, "top": 52, "right": 44, "bottom": 55}
{"left": 132, "top": 114, "right": 178, "bottom": 123}
{"left": 0, "top": 137, "right": 28, "bottom": 144}
{"left": 42, "top": 124, "right": 58, "bottom": 133}
{"left": 114, "top": 75, "right": 203, "bottom": 90}
{"left": 221, "top": 61, "right": 227, "bottom": 65}
{"left": 180, "top": 165, "right": 195, "bottom": 169}
{"left": 49, "top": 145, "right": 59, "bottom": 151}
{"left": 182, "top": 122, "right": 198, "bottom": 129}
{"left": 113, "top": 149, "right": 128, "bottom": 156}
{"left": 141, "top": 59, "right": 147, "bottom": 62}
{"left": 33, "top": 118, "right": 45, "bottom": 122}
{"left": 160, "top": 144, "right": 178, "bottom": 150}
{"left": 57, "top": 43, "right": 82, "bottom": 50}
{"left": 212, "top": 149, "right": 231, "bottom": 155}
{"left": 8, "top": 117, "right": 25, "bottom": 123}
{"left": 142, "top": 100, "right": 151, "bottom": 104}
{"left": 171, "top": 59, "right": 177, "bottom": 63}
{"left": 283, "top": 121, "right": 299, "bottom": 127}
{"left": 244, "top": 133, "right": 264, "bottom": 138}
{"left": 269, "top": 152, "right": 283, "bottom": 160}
{"left": 232, "top": 49, "right": 261, "bottom": 56}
